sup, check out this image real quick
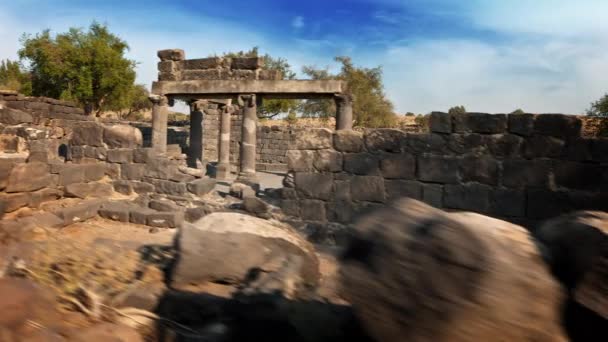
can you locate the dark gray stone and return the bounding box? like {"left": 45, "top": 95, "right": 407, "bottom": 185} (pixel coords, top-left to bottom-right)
{"left": 444, "top": 183, "right": 492, "bottom": 213}
{"left": 54, "top": 199, "right": 105, "bottom": 226}
{"left": 145, "top": 178, "right": 187, "bottom": 196}
{"left": 65, "top": 182, "right": 113, "bottom": 199}
{"left": 147, "top": 211, "right": 184, "bottom": 228}
{"left": 129, "top": 207, "right": 156, "bottom": 225}
{"left": 280, "top": 187, "right": 297, "bottom": 199}
{"left": 157, "top": 49, "right": 185, "bottom": 61}
{"left": 523, "top": 136, "right": 564, "bottom": 158}
{"left": 184, "top": 206, "right": 214, "bottom": 223}
{"left": 417, "top": 155, "right": 460, "bottom": 184}
{"left": 563, "top": 139, "right": 593, "bottom": 161}
{"left": 182, "top": 57, "right": 221, "bottom": 70}
{"left": 429, "top": 112, "right": 451, "bottom": 133}
{"left": 502, "top": 159, "right": 551, "bottom": 189}
{"left": 343, "top": 153, "right": 379, "bottom": 175}
{"left": 231, "top": 57, "right": 263, "bottom": 69}
{"left": 454, "top": 113, "right": 507, "bottom": 134}
{"left": 554, "top": 161, "right": 604, "bottom": 191}
{"left": 365, "top": 129, "right": 407, "bottom": 152}
{"left": 591, "top": 138, "right": 608, "bottom": 162}
{"left": 113, "top": 180, "right": 133, "bottom": 195}
{"left": 107, "top": 148, "right": 133, "bottom": 163}
{"left": 460, "top": 156, "right": 499, "bottom": 185}
{"left": 380, "top": 153, "right": 415, "bottom": 179}
{"left": 243, "top": 197, "right": 271, "bottom": 218}
{"left": 333, "top": 179, "right": 352, "bottom": 202}
{"left": 508, "top": 114, "right": 535, "bottom": 136}
{"left": 405, "top": 133, "right": 446, "bottom": 154}
{"left": 534, "top": 114, "right": 582, "bottom": 138}
{"left": 444, "top": 134, "right": 484, "bottom": 155}
{"left": 120, "top": 163, "right": 146, "bottom": 181}
{"left": 187, "top": 178, "right": 217, "bottom": 196}
{"left": 295, "top": 172, "right": 333, "bottom": 200}
{"left": 333, "top": 130, "right": 364, "bottom": 152}
{"left": 58, "top": 165, "right": 85, "bottom": 186}
{"left": 351, "top": 176, "right": 385, "bottom": 203}
{"left": 132, "top": 181, "right": 155, "bottom": 194}
{"left": 326, "top": 201, "right": 354, "bottom": 223}
{"left": 486, "top": 134, "right": 523, "bottom": 158}
{"left": 313, "top": 149, "right": 343, "bottom": 172}
{"left": 133, "top": 148, "right": 156, "bottom": 163}
{"left": 149, "top": 199, "right": 181, "bottom": 212}
{"left": 145, "top": 157, "right": 178, "bottom": 179}
{"left": 98, "top": 202, "right": 131, "bottom": 222}
{"left": 385, "top": 180, "right": 421, "bottom": 201}
{"left": 281, "top": 200, "right": 300, "bottom": 217}
{"left": 301, "top": 199, "right": 327, "bottom": 221}
{"left": 421, "top": 183, "right": 443, "bottom": 208}
{"left": 491, "top": 189, "right": 525, "bottom": 217}
{"left": 71, "top": 123, "right": 104, "bottom": 146}
{"left": 526, "top": 189, "right": 572, "bottom": 220}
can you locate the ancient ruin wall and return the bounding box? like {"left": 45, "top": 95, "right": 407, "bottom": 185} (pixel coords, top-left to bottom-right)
{"left": 281, "top": 112, "right": 608, "bottom": 227}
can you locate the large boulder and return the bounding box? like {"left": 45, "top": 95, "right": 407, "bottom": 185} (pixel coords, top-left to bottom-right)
{"left": 172, "top": 212, "right": 320, "bottom": 297}
{"left": 340, "top": 198, "right": 566, "bottom": 342}
{"left": 0, "top": 107, "right": 33, "bottom": 125}
{"left": 5, "top": 162, "right": 51, "bottom": 193}
{"left": 103, "top": 124, "right": 143, "bottom": 149}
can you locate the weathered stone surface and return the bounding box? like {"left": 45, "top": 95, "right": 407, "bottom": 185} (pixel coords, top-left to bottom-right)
{"left": 65, "top": 182, "right": 113, "bottom": 199}
{"left": 281, "top": 199, "right": 300, "bottom": 217}
{"left": 28, "top": 188, "right": 62, "bottom": 208}
{"left": 70, "top": 323, "right": 143, "bottom": 342}
{"left": 503, "top": 159, "right": 550, "bottom": 188}
{"left": 509, "top": 113, "right": 535, "bottom": 136}
{"left": 173, "top": 213, "right": 320, "bottom": 296}
{"left": 243, "top": 196, "right": 271, "bottom": 218}
{"left": 340, "top": 199, "right": 566, "bottom": 342}
{"left": 0, "top": 192, "right": 29, "bottom": 212}
{"left": 563, "top": 138, "right": 593, "bottom": 161}
{"left": 444, "top": 183, "right": 493, "bottom": 213}
{"left": 385, "top": 179, "right": 421, "bottom": 201}
{"left": 491, "top": 189, "right": 525, "bottom": 217}
{"left": 554, "top": 161, "right": 604, "bottom": 191}
{"left": 523, "top": 136, "right": 564, "bottom": 158}
{"left": 120, "top": 163, "right": 145, "bottom": 181}
{"left": 145, "top": 178, "right": 187, "bottom": 196}
{"left": 53, "top": 199, "right": 104, "bottom": 225}
{"left": 300, "top": 199, "right": 326, "bottom": 221}
{"left": 57, "top": 164, "right": 84, "bottom": 186}
{"left": 421, "top": 183, "right": 443, "bottom": 208}
{"left": 131, "top": 181, "right": 155, "bottom": 194}
{"left": 230, "top": 182, "right": 257, "bottom": 199}
{"left": 182, "top": 57, "right": 222, "bottom": 70}
{"left": 157, "top": 49, "right": 185, "bottom": 61}
{"left": 113, "top": 180, "right": 133, "bottom": 195}
{"left": 158, "top": 60, "right": 178, "bottom": 73}
{"left": 351, "top": 176, "right": 385, "bottom": 203}
{"left": 591, "top": 138, "right": 608, "bottom": 162}
{"left": 454, "top": 113, "right": 508, "bottom": 134}
{"left": 486, "top": 134, "right": 523, "bottom": 157}
{"left": 0, "top": 107, "right": 33, "bottom": 124}
{"left": 147, "top": 211, "right": 183, "bottom": 228}
{"left": 286, "top": 150, "right": 314, "bottom": 172}
{"left": 313, "top": 149, "right": 343, "bottom": 172}
{"left": 128, "top": 207, "right": 155, "bottom": 225}
{"left": 103, "top": 124, "right": 143, "bottom": 148}
{"left": 98, "top": 202, "right": 131, "bottom": 222}
{"left": 231, "top": 57, "right": 264, "bottom": 70}
{"left": 343, "top": 153, "right": 379, "bottom": 175}
{"left": 149, "top": 198, "right": 181, "bottom": 212}
{"left": 333, "top": 130, "right": 364, "bottom": 152}
{"left": 295, "top": 172, "right": 333, "bottom": 200}
{"left": 82, "top": 164, "right": 105, "bottom": 182}
{"left": 107, "top": 148, "right": 134, "bottom": 163}
{"left": 534, "top": 114, "right": 582, "bottom": 138}
{"left": 417, "top": 155, "right": 459, "bottom": 184}
{"left": 0, "top": 160, "right": 15, "bottom": 190}
{"left": 133, "top": 147, "right": 156, "bottom": 163}
{"left": 5, "top": 162, "right": 50, "bottom": 192}
{"left": 291, "top": 128, "right": 332, "bottom": 150}
{"left": 380, "top": 153, "right": 415, "bottom": 179}
{"left": 169, "top": 171, "right": 195, "bottom": 183}
{"left": 71, "top": 123, "right": 104, "bottom": 146}
{"left": 459, "top": 155, "right": 499, "bottom": 185}
{"left": 145, "top": 157, "right": 177, "bottom": 179}
{"left": 429, "top": 111, "right": 451, "bottom": 133}
{"left": 187, "top": 178, "right": 216, "bottom": 196}
{"left": 406, "top": 133, "right": 446, "bottom": 154}
{"left": 184, "top": 205, "right": 214, "bottom": 223}
{"left": 365, "top": 129, "right": 406, "bottom": 152}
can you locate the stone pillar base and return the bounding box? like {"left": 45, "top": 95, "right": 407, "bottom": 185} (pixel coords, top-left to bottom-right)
{"left": 236, "top": 172, "right": 260, "bottom": 189}
{"left": 216, "top": 163, "right": 231, "bottom": 180}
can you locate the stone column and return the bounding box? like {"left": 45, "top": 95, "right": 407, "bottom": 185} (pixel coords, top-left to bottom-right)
{"left": 188, "top": 100, "right": 205, "bottom": 168}
{"left": 237, "top": 94, "right": 258, "bottom": 183}
{"left": 149, "top": 94, "right": 169, "bottom": 153}
{"left": 216, "top": 100, "right": 233, "bottom": 180}
{"left": 335, "top": 93, "right": 353, "bottom": 130}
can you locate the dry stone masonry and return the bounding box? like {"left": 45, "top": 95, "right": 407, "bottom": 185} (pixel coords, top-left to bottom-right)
{"left": 281, "top": 112, "right": 608, "bottom": 228}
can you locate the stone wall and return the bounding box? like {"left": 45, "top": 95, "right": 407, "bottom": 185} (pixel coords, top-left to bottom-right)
{"left": 281, "top": 112, "right": 608, "bottom": 228}
{"left": 157, "top": 49, "right": 282, "bottom": 82}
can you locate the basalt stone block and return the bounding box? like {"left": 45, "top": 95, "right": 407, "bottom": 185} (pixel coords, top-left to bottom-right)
{"left": 486, "top": 134, "right": 523, "bottom": 158}
{"left": 103, "top": 124, "right": 143, "bottom": 149}
{"left": 526, "top": 189, "right": 572, "bottom": 220}
{"left": 554, "top": 161, "right": 604, "bottom": 191}
{"left": 107, "top": 148, "right": 133, "bottom": 163}
{"left": 422, "top": 183, "right": 443, "bottom": 208}
{"left": 120, "top": 163, "right": 146, "bottom": 181}
{"left": 300, "top": 199, "right": 326, "bottom": 221}
{"left": 380, "top": 153, "right": 416, "bottom": 179}
{"left": 158, "top": 60, "right": 178, "bottom": 73}
{"left": 129, "top": 207, "right": 156, "bottom": 225}
{"left": 523, "top": 136, "right": 564, "bottom": 158}
{"left": 157, "top": 49, "right": 185, "bottom": 61}
{"left": 444, "top": 133, "right": 485, "bottom": 155}
{"left": 460, "top": 155, "right": 499, "bottom": 185}
{"left": 429, "top": 112, "right": 451, "bottom": 133}
{"left": 231, "top": 57, "right": 264, "bottom": 70}
{"left": 158, "top": 72, "right": 180, "bottom": 81}
{"left": 82, "top": 164, "right": 105, "bottom": 182}
{"left": 0, "top": 161, "right": 15, "bottom": 191}
{"left": 313, "top": 149, "right": 343, "bottom": 172}
{"left": 365, "top": 129, "right": 407, "bottom": 152}
{"left": 258, "top": 69, "right": 283, "bottom": 80}
{"left": 508, "top": 114, "right": 535, "bottom": 136}
{"left": 454, "top": 113, "right": 508, "bottom": 134}
{"left": 105, "top": 163, "right": 121, "bottom": 179}
{"left": 183, "top": 57, "right": 222, "bottom": 70}
{"left": 286, "top": 150, "right": 314, "bottom": 172}
{"left": 145, "top": 157, "right": 178, "bottom": 179}
{"left": 0, "top": 107, "right": 33, "bottom": 125}
{"left": 146, "top": 178, "right": 187, "bottom": 196}
{"left": 132, "top": 181, "right": 155, "bottom": 194}
{"left": 563, "top": 138, "right": 593, "bottom": 161}
{"left": 71, "top": 123, "right": 104, "bottom": 146}
{"left": 54, "top": 199, "right": 105, "bottom": 226}
{"left": 28, "top": 188, "right": 63, "bottom": 208}
{"left": 182, "top": 69, "right": 221, "bottom": 80}
{"left": 281, "top": 199, "right": 300, "bottom": 217}
{"left": 385, "top": 179, "right": 422, "bottom": 201}
{"left": 333, "top": 179, "right": 352, "bottom": 202}
{"left": 502, "top": 159, "right": 551, "bottom": 189}
{"left": 0, "top": 192, "right": 30, "bottom": 213}
{"left": 185, "top": 206, "right": 214, "bottom": 223}
{"left": 133, "top": 147, "right": 156, "bottom": 163}
{"left": 326, "top": 201, "right": 355, "bottom": 223}
{"left": 58, "top": 165, "right": 82, "bottom": 186}
{"left": 491, "top": 189, "right": 525, "bottom": 217}
{"left": 98, "top": 202, "right": 131, "bottom": 222}
{"left": 291, "top": 128, "right": 332, "bottom": 150}
{"left": 170, "top": 172, "right": 195, "bottom": 183}
{"left": 334, "top": 130, "right": 365, "bottom": 153}
{"left": 417, "top": 155, "right": 460, "bottom": 184}
{"left": 230, "top": 69, "right": 256, "bottom": 80}
{"left": 295, "top": 172, "right": 333, "bottom": 200}
{"left": 405, "top": 133, "right": 446, "bottom": 154}
{"left": 344, "top": 153, "right": 380, "bottom": 175}
{"left": 534, "top": 114, "right": 582, "bottom": 138}
{"left": 444, "top": 183, "right": 492, "bottom": 213}
{"left": 113, "top": 180, "right": 133, "bottom": 195}
{"left": 187, "top": 178, "right": 217, "bottom": 196}
{"left": 149, "top": 199, "right": 181, "bottom": 212}
{"left": 65, "top": 182, "right": 113, "bottom": 199}
{"left": 5, "top": 162, "right": 51, "bottom": 193}
{"left": 591, "top": 138, "right": 608, "bottom": 162}
{"left": 281, "top": 187, "right": 297, "bottom": 200}
{"left": 351, "top": 176, "right": 385, "bottom": 203}
{"left": 147, "top": 211, "right": 183, "bottom": 228}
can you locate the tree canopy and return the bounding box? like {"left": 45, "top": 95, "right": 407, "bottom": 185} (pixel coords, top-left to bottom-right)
{"left": 18, "top": 22, "right": 137, "bottom": 115}
{"left": 448, "top": 105, "right": 466, "bottom": 115}
{"left": 217, "top": 47, "right": 298, "bottom": 119}
{"left": 587, "top": 94, "right": 608, "bottom": 117}
{"left": 301, "top": 56, "right": 396, "bottom": 127}
{"left": 0, "top": 59, "right": 31, "bottom": 94}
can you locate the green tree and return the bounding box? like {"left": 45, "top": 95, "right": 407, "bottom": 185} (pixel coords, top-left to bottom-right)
{"left": 0, "top": 59, "right": 31, "bottom": 94}
{"left": 217, "top": 47, "right": 298, "bottom": 119}
{"left": 587, "top": 94, "right": 608, "bottom": 117}
{"left": 300, "top": 56, "right": 396, "bottom": 127}
{"left": 18, "top": 22, "right": 136, "bottom": 116}
{"left": 510, "top": 109, "right": 525, "bottom": 115}
{"left": 448, "top": 105, "right": 466, "bottom": 115}
{"left": 108, "top": 84, "right": 152, "bottom": 120}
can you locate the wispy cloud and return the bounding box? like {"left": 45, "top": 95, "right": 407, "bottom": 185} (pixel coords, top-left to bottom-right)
{"left": 291, "top": 16, "right": 304, "bottom": 29}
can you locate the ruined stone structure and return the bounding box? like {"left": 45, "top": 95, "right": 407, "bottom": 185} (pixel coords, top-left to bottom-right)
{"left": 150, "top": 49, "right": 352, "bottom": 182}
{"left": 281, "top": 112, "right": 608, "bottom": 228}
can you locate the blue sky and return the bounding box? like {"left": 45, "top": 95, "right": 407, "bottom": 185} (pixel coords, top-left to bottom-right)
{"left": 1, "top": 0, "right": 607, "bottom": 114}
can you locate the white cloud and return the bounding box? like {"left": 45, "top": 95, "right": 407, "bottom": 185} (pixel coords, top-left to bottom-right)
{"left": 291, "top": 16, "right": 304, "bottom": 29}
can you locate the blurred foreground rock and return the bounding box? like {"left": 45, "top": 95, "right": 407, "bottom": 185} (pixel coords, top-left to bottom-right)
{"left": 340, "top": 198, "right": 566, "bottom": 342}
